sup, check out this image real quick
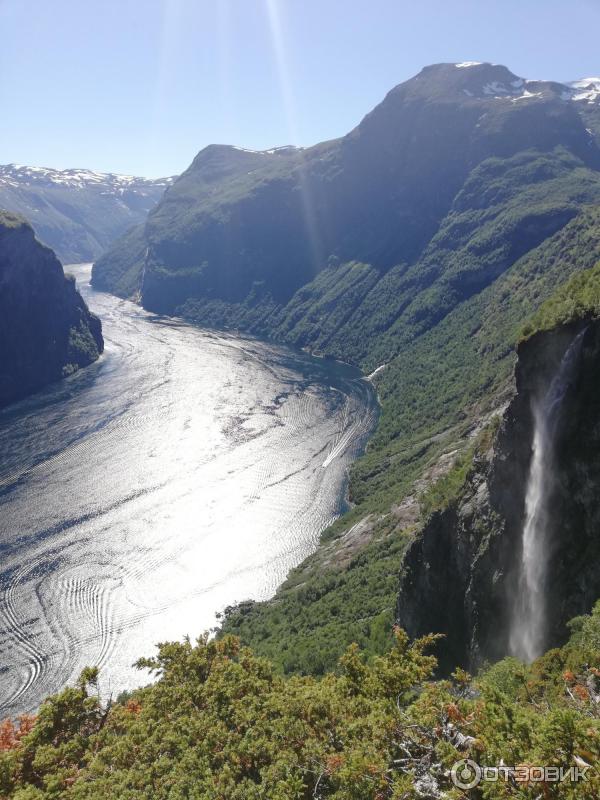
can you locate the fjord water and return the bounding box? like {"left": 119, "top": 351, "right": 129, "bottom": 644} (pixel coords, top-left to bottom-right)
{"left": 0, "top": 265, "right": 377, "bottom": 715}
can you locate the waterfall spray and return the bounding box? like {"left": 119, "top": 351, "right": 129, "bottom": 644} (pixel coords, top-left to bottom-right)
{"left": 509, "top": 328, "right": 586, "bottom": 663}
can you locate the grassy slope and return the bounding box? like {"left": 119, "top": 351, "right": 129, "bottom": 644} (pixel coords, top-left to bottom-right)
{"left": 90, "top": 224, "right": 147, "bottom": 298}
{"left": 221, "top": 202, "right": 600, "bottom": 676}
{"left": 523, "top": 258, "right": 600, "bottom": 337}
{"left": 271, "top": 149, "right": 596, "bottom": 364}
{"left": 357, "top": 203, "right": 600, "bottom": 505}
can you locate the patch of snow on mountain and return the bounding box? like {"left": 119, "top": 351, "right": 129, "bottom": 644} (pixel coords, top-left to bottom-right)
{"left": 483, "top": 81, "right": 511, "bottom": 96}
{"left": 565, "top": 78, "right": 600, "bottom": 104}
{"left": 569, "top": 77, "right": 600, "bottom": 89}
{"left": 231, "top": 146, "right": 264, "bottom": 155}
{"left": 231, "top": 145, "right": 302, "bottom": 156}
{"left": 455, "top": 61, "right": 482, "bottom": 68}
{"left": 512, "top": 90, "right": 543, "bottom": 102}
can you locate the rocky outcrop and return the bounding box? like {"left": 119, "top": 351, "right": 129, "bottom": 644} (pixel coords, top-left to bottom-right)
{"left": 397, "top": 318, "right": 600, "bottom": 672}
{"left": 0, "top": 211, "right": 104, "bottom": 407}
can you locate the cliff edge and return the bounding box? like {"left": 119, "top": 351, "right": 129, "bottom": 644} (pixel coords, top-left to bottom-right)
{"left": 0, "top": 211, "right": 104, "bottom": 407}
{"left": 397, "top": 311, "right": 600, "bottom": 672}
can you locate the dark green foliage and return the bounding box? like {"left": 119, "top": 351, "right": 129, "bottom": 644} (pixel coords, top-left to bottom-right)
{"left": 269, "top": 261, "right": 381, "bottom": 352}
{"left": 90, "top": 224, "right": 147, "bottom": 298}
{"left": 0, "top": 630, "right": 442, "bottom": 799}
{"left": 566, "top": 599, "right": 600, "bottom": 664}
{"left": 221, "top": 517, "right": 412, "bottom": 676}
{"left": 418, "top": 447, "right": 475, "bottom": 519}
{"left": 522, "top": 259, "right": 600, "bottom": 337}
{"left": 2, "top": 610, "right": 600, "bottom": 798}
{"left": 63, "top": 322, "right": 102, "bottom": 376}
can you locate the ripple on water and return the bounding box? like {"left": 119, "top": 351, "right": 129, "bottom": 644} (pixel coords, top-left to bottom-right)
{"left": 0, "top": 265, "right": 378, "bottom": 715}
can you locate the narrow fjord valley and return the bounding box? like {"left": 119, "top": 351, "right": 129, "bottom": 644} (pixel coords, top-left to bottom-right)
{"left": 0, "top": 165, "right": 172, "bottom": 264}
{"left": 3, "top": 44, "right": 600, "bottom": 800}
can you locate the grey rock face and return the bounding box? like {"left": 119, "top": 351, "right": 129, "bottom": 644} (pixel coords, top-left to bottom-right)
{"left": 0, "top": 211, "right": 104, "bottom": 407}
{"left": 397, "top": 318, "right": 600, "bottom": 672}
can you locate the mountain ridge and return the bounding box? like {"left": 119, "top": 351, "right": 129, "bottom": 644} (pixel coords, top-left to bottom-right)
{"left": 0, "top": 164, "right": 173, "bottom": 264}
{"left": 93, "top": 62, "right": 600, "bottom": 313}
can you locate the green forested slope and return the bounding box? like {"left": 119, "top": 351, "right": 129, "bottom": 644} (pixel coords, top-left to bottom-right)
{"left": 523, "top": 258, "right": 600, "bottom": 337}
{"left": 221, "top": 206, "right": 600, "bottom": 676}
{"left": 268, "top": 148, "right": 598, "bottom": 365}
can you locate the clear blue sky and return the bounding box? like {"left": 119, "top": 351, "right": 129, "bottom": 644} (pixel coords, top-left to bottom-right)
{"left": 1, "top": 0, "right": 599, "bottom": 178}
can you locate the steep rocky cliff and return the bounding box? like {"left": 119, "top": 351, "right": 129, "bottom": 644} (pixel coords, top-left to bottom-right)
{"left": 397, "top": 315, "right": 600, "bottom": 672}
{"left": 0, "top": 211, "right": 104, "bottom": 407}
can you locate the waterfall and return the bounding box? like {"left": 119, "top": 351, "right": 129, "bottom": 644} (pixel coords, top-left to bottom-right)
{"left": 509, "top": 328, "right": 586, "bottom": 663}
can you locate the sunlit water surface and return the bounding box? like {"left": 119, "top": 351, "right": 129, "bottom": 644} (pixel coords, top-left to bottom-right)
{"left": 0, "top": 265, "right": 377, "bottom": 714}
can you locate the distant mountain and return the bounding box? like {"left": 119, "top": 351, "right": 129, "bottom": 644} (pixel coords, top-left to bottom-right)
{"left": 94, "top": 62, "right": 600, "bottom": 326}
{"left": 0, "top": 164, "right": 173, "bottom": 264}
{"left": 0, "top": 211, "right": 103, "bottom": 407}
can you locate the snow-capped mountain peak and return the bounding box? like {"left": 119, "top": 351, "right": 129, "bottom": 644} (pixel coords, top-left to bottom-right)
{"left": 565, "top": 78, "right": 600, "bottom": 105}
{"left": 443, "top": 63, "right": 600, "bottom": 107}
{"left": 0, "top": 164, "right": 173, "bottom": 193}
